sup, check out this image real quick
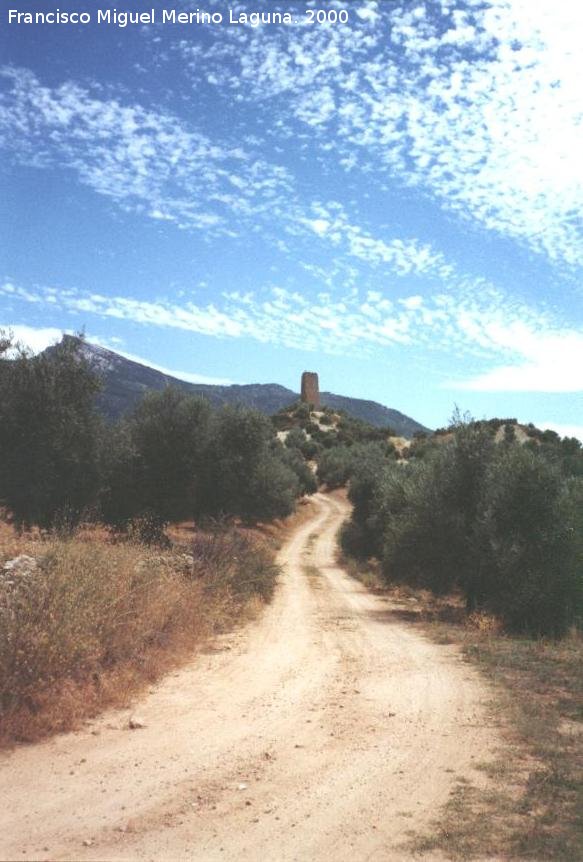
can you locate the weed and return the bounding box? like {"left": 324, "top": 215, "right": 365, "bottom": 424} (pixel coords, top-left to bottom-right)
{"left": 420, "top": 610, "right": 582, "bottom": 858}
{"left": 0, "top": 524, "right": 279, "bottom": 745}
{"left": 342, "top": 554, "right": 583, "bottom": 858}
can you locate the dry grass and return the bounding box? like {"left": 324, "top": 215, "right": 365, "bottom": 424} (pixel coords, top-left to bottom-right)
{"left": 342, "top": 553, "right": 583, "bottom": 860}
{"left": 168, "top": 494, "right": 316, "bottom": 550}
{"left": 0, "top": 521, "right": 279, "bottom": 747}
{"left": 410, "top": 629, "right": 583, "bottom": 860}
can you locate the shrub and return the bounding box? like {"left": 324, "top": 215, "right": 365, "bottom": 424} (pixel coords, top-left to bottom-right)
{"left": 204, "top": 406, "right": 301, "bottom": 522}
{"left": 0, "top": 539, "right": 192, "bottom": 717}
{"left": 278, "top": 447, "right": 318, "bottom": 495}
{"left": 343, "top": 445, "right": 393, "bottom": 558}
{"left": 190, "top": 529, "right": 279, "bottom": 602}
{"left": 300, "top": 438, "right": 323, "bottom": 460}
{"left": 477, "top": 447, "right": 582, "bottom": 636}
{"left": 126, "top": 388, "right": 211, "bottom": 523}
{"left": 244, "top": 454, "right": 300, "bottom": 522}
{"left": 317, "top": 446, "right": 354, "bottom": 488}
{"left": 285, "top": 427, "right": 308, "bottom": 450}
{"left": 380, "top": 456, "right": 467, "bottom": 595}
{"left": 304, "top": 420, "right": 320, "bottom": 436}
{"left": 102, "top": 399, "right": 306, "bottom": 528}
{"left": 0, "top": 527, "right": 279, "bottom": 737}
{"left": 294, "top": 403, "right": 311, "bottom": 422}
{"left": 124, "top": 514, "right": 171, "bottom": 548}
{"left": 99, "top": 422, "right": 142, "bottom": 528}
{"left": 341, "top": 413, "right": 583, "bottom": 638}
{"left": 318, "top": 441, "right": 392, "bottom": 490}
{"left": 0, "top": 335, "right": 102, "bottom": 530}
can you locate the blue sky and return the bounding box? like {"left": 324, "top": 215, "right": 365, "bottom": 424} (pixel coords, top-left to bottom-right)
{"left": 1, "top": 0, "right": 582, "bottom": 435}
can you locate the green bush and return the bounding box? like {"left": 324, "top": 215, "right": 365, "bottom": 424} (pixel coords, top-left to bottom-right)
{"left": 243, "top": 454, "right": 300, "bottom": 522}
{"left": 317, "top": 446, "right": 354, "bottom": 488}
{"left": 342, "top": 446, "right": 394, "bottom": 558}
{"left": 102, "top": 400, "right": 308, "bottom": 527}
{"left": 201, "top": 406, "right": 305, "bottom": 522}
{"left": 0, "top": 335, "right": 102, "bottom": 530}
{"left": 318, "top": 441, "right": 390, "bottom": 490}
{"left": 294, "top": 403, "right": 311, "bottom": 421}
{"left": 278, "top": 446, "right": 318, "bottom": 495}
{"left": 128, "top": 388, "right": 211, "bottom": 522}
{"left": 478, "top": 447, "right": 581, "bottom": 636}
{"left": 380, "top": 456, "right": 468, "bottom": 595}
{"left": 285, "top": 427, "right": 308, "bottom": 450}
{"left": 100, "top": 388, "right": 211, "bottom": 529}
{"left": 341, "top": 415, "right": 583, "bottom": 637}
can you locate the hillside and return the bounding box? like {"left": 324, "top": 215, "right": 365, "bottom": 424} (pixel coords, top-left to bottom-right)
{"left": 48, "top": 337, "right": 430, "bottom": 437}
{"left": 319, "top": 392, "right": 425, "bottom": 439}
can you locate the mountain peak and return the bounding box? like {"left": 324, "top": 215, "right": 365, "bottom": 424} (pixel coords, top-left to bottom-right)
{"left": 46, "top": 338, "right": 430, "bottom": 437}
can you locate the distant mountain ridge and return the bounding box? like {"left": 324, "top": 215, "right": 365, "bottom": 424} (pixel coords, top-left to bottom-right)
{"left": 49, "top": 336, "right": 430, "bottom": 437}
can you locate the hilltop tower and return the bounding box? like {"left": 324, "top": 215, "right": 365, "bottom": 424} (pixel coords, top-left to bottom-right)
{"left": 301, "top": 371, "right": 320, "bottom": 408}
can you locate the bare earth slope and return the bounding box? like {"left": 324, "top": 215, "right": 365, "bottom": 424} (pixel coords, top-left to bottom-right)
{"left": 0, "top": 493, "right": 496, "bottom": 861}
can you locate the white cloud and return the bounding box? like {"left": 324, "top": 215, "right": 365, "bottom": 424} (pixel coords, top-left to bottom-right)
{"left": 299, "top": 202, "right": 454, "bottom": 277}
{"left": 0, "top": 67, "right": 292, "bottom": 236}
{"left": 197, "top": 0, "right": 583, "bottom": 267}
{"left": 451, "top": 323, "right": 583, "bottom": 392}
{"left": 0, "top": 66, "right": 467, "bottom": 287}
{"left": 6, "top": 278, "right": 581, "bottom": 391}
{"left": 308, "top": 218, "right": 330, "bottom": 236}
{"left": 0, "top": 324, "right": 64, "bottom": 353}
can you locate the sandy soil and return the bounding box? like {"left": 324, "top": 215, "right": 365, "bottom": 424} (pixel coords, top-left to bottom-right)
{"left": 0, "top": 493, "right": 497, "bottom": 861}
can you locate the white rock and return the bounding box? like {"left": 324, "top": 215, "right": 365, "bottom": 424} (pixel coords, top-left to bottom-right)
{"left": 2, "top": 555, "right": 38, "bottom": 575}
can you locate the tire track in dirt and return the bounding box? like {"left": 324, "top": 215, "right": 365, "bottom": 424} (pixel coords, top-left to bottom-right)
{"left": 0, "top": 493, "right": 497, "bottom": 861}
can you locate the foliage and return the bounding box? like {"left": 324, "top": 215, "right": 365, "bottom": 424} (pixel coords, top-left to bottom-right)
{"left": 0, "top": 527, "right": 279, "bottom": 740}
{"left": 242, "top": 454, "right": 300, "bottom": 522}
{"left": 99, "top": 388, "right": 211, "bottom": 529}
{"left": 190, "top": 527, "right": 280, "bottom": 602}
{"left": 0, "top": 334, "right": 102, "bottom": 530}
{"left": 0, "top": 333, "right": 314, "bottom": 532}
{"left": 101, "top": 399, "right": 310, "bottom": 528}
{"left": 203, "top": 405, "right": 302, "bottom": 522}
{"left": 340, "top": 445, "right": 393, "bottom": 558}
{"left": 276, "top": 400, "right": 394, "bottom": 457}
{"left": 277, "top": 444, "right": 318, "bottom": 495}
{"left": 284, "top": 426, "right": 322, "bottom": 460}
{"left": 342, "top": 413, "right": 583, "bottom": 637}
{"left": 317, "top": 446, "right": 355, "bottom": 488}
{"left": 318, "top": 440, "right": 396, "bottom": 489}
{"left": 285, "top": 427, "right": 308, "bottom": 450}
{"left": 99, "top": 422, "right": 143, "bottom": 528}
{"left": 128, "top": 388, "right": 211, "bottom": 522}
{"left": 478, "top": 449, "right": 582, "bottom": 635}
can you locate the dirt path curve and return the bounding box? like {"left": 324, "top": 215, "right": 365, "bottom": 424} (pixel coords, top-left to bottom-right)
{"left": 0, "top": 493, "right": 497, "bottom": 861}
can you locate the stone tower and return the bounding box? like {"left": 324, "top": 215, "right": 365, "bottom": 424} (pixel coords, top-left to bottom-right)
{"left": 301, "top": 371, "right": 320, "bottom": 408}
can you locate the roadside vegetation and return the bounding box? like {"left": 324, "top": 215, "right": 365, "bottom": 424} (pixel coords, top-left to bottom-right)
{"left": 273, "top": 400, "right": 398, "bottom": 488}
{"left": 0, "top": 332, "right": 308, "bottom": 744}
{"left": 0, "top": 333, "right": 314, "bottom": 534}
{"left": 0, "top": 522, "right": 279, "bottom": 745}
{"left": 341, "top": 410, "right": 583, "bottom": 636}
{"left": 342, "top": 557, "right": 583, "bottom": 859}
{"left": 338, "top": 410, "right": 583, "bottom": 857}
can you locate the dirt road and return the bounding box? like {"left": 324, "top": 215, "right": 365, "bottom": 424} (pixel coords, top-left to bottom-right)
{"left": 0, "top": 493, "right": 496, "bottom": 861}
